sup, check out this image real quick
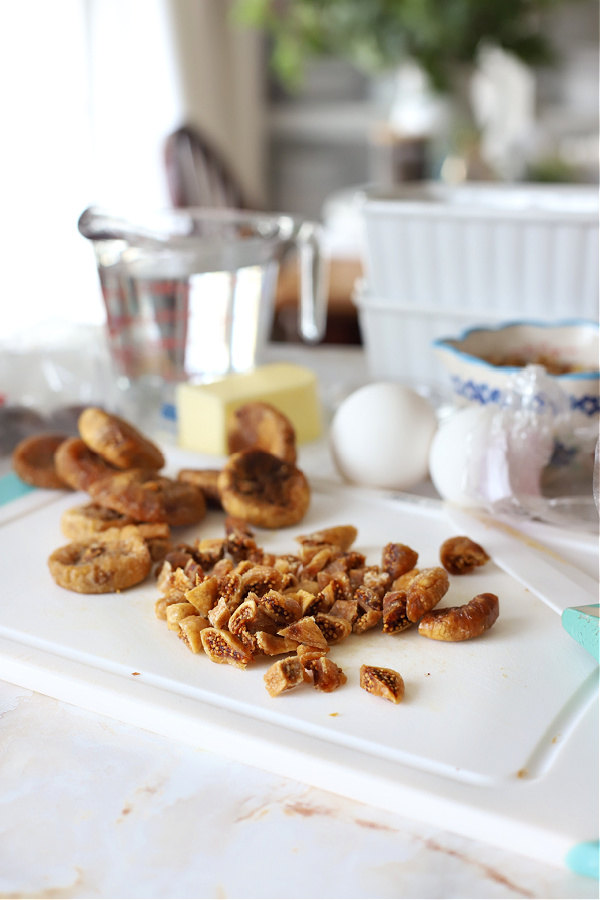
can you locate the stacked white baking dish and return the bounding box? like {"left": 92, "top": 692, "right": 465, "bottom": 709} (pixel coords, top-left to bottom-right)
{"left": 354, "top": 182, "right": 599, "bottom": 388}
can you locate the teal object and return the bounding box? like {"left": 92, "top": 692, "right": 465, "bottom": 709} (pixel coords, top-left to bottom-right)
{"left": 562, "top": 605, "right": 600, "bottom": 663}
{"left": 565, "top": 840, "right": 600, "bottom": 879}
{"left": 0, "top": 472, "right": 36, "bottom": 506}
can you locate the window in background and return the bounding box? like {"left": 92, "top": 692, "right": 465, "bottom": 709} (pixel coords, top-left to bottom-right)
{"left": 0, "top": 0, "right": 183, "bottom": 341}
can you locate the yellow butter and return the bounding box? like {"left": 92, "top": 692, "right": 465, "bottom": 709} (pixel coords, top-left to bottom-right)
{"left": 176, "top": 363, "right": 322, "bottom": 455}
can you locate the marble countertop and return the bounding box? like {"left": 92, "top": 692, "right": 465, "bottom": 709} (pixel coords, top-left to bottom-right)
{"left": 1, "top": 343, "right": 598, "bottom": 899}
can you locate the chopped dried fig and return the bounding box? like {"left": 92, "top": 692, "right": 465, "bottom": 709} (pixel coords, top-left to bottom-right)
{"left": 166, "top": 602, "right": 199, "bottom": 632}
{"left": 308, "top": 657, "right": 347, "bottom": 693}
{"left": 360, "top": 665, "right": 405, "bottom": 704}
{"left": 382, "top": 591, "right": 412, "bottom": 634}
{"left": 313, "top": 612, "right": 352, "bottom": 644}
{"left": 264, "top": 656, "right": 306, "bottom": 696}
{"left": 207, "top": 597, "right": 233, "bottom": 630}
{"left": 278, "top": 616, "right": 328, "bottom": 650}
{"left": 355, "top": 585, "right": 383, "bottom": 612}
{"left": 328, "top": 598, "right": 359, "bottom": 623}
{"left": 296, "top": 643, "right": 329, "bottom": 667}
{"left": 440, "top": 536, "right": 490, "bottom": 575}
{"left": 178, "top": 615, "right": 210, "bottom": 652}
{"left": 240, "top": 565, "right": 283, "bottom": 597}
{"left": 260, "top": 589, "right": 302, "bottom": 625}
{"left": 406, "top": 567, "right": 450, "bottom": 622}
{"left": 193, "top": 538, "right": 226, "bottom": 569}
{"left": 353, "top": 606, "right": 382, "bottom": 634}
{"left": 201, "top": 627, "right": 254, "bottom": 668}
{"left": 255, "top": 632, "right": 299, "bottom": 656}
{"left": 185, "top": 575, "right": 220, "bottom": 616}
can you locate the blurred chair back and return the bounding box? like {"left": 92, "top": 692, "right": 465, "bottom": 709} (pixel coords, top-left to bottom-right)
{"left": 165, "top": 125, "right": 248, "bottom": 209}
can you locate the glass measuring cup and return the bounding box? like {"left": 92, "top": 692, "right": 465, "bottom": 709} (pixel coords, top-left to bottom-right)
{"left": 78, "top": 206, "right": 329, "bottom": 390}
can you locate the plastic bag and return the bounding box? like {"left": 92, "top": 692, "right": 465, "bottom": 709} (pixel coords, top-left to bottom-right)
{"left": 0, "top": 319, "right": 116, "bottom": 455}
{"left": 430, "top": 365, "right": 599, "bottom": 530}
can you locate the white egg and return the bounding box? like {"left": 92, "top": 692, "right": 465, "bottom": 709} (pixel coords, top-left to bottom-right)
{"left": 428, "top": 405, "right": 499, "bottom": 506}
{"left": 330, "top": 382, "right": 437, "bottom": 490}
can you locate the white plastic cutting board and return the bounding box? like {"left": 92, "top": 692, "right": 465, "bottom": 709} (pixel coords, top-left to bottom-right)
{"left": 0, "top": 468, "right": 597, "bottom": 868}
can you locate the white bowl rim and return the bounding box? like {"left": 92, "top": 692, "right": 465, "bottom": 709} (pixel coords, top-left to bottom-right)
{"left": 432, "top": 319, "right": 600, "bottom": 382}
{"left": 359, "top": 181, "right": 600, "bottom": 220}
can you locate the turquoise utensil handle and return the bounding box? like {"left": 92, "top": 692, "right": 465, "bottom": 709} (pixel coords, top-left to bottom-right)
{"left": 561, "top": 604, "right": 600, "bottom": 663}
{"left": 566, "top": 840, "right": 599, "bottom": 879}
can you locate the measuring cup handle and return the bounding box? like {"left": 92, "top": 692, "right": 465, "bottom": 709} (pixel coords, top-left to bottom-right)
{"left": 297, "top": 222, "right": 329, "bottom": 344}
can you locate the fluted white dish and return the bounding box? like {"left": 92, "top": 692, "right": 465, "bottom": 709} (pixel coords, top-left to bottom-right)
{"left": 359, "top": 182, "right": 599, "bottom": 320}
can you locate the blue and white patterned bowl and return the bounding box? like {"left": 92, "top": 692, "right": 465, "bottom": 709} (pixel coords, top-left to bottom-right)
{"left": 433, "top": 320, "right": 599, "bottom": 427}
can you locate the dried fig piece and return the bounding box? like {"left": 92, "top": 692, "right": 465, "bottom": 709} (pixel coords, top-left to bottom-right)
{"left": 12, "top": 433, "right": 70, "bottom": 489}
{"left": 227, "top": 401, "right": 297, "bottom": 464}
{"left": 260, "top": 589, "right": 302, "bottom": 625}
{"left": 55, "top": 437, "right": 120, "bottom": 491}
{"left": 360, "top": 665, "right": 405, "bottom": 704}
{"left": 193, "top": 538, "right": 226, "bottom": 570}
{"left": 264, "top": 656, "right": 305, "bottom": 696}
{"left": 440, "top": 536, "right": 490, "bottom": 575}
{"left": 229, "top": 597, "right": 276, "bottom": 636}
{"left": 308, "top": 657, "right": 347, "bottom": 693}
{"left": 217, "top": 450, "right": 310, "bottom": 529}
{"left": 240, "top": 565, "right": 283, "bottom": 597}
{"left": 224, "top": 516, "right": 258, "bottom": 562}
{"left": 313, "top": 612, "right": 352, "bottom": 644}
{"left": 296, "top": 525, "right": 357, "bottom": 552}
{"left": 301, "top": 546, "right": 337, "bottom": 578}
{"left": 78, "top": 406, "right": 165, "bottom": 470}
{"left": 353, "top": 606, "right": 382, "bottom": 634}
{"left": 278, "top": 616, "right": 328, "bottom": 650}
{"left": 208, "top": 597, "right": 233, "bottom": 630}
{"left": 406, "top": 567, "right": 450, "bottom": 623}
{"left": 155, "top": 593, "right": 186, "bottom": 620}
{"left": 355, "top": 585, "right": 383, "bottom": 613}
{"left": 328, "top": 598, "right": 358, "bottom": 623}
{"left": 177, "top": 468, "right": 223, "bottom": 508}
{"left": 185, "top": 575, "right": 220, "bottom": 616}
{"left": 48, "top": 525, "right": 151, "bottom": 594}
{"left": 381, "top": 543, "right": 419, "bottom": 580}
{"left": 156, "top": 560, "right": 195, "bottom": 597}
{"left": 178, "top": 615, "right": 210, "bottom": 652}
{"left": 255, "top": 632, "right": 299, "bottom": 656}
{"left": 296, "top": 643, "right": 329, "bottom": 667}
{"left": 418, "top": 592, "right": 499, "bottom": 641}
{"left": 89, "top": 469, "right": 206, "bottom": 526}
{"left": 218, "top": 572, "right": 244, "bottom": 610}
{"left": 382, "top": 591, "right": 412, "bottom": 634}
{"left": 166, "top": 602, "right": 198, "bottom": 632}
{"left": 361, "top": 566, "right": 392, "bottom": 599}
{"left": 201, "top": 627, "right": 254, "bottom": 668}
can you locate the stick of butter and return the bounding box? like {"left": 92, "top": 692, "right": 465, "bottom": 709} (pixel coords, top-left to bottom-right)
{"left": 176, "top": 363, "right": 322, "bottom": 455}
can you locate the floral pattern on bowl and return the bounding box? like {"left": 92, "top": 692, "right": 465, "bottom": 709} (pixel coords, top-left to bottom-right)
{"left": 433, "top": 320, "right": 600, "bottom": 426}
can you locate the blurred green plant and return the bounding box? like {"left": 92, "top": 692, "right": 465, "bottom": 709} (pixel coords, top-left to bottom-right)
{"left": 232, "top": 0, "right": 570, "bottom": 92}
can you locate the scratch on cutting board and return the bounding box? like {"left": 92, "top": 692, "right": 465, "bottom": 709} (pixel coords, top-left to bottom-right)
{"left": 424, "top": 838, "right": 536, "bottom": 897}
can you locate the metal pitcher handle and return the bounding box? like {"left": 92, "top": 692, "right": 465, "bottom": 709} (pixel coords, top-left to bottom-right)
{"left": 297, "top": 221, "right": 329, "bottom": 344}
